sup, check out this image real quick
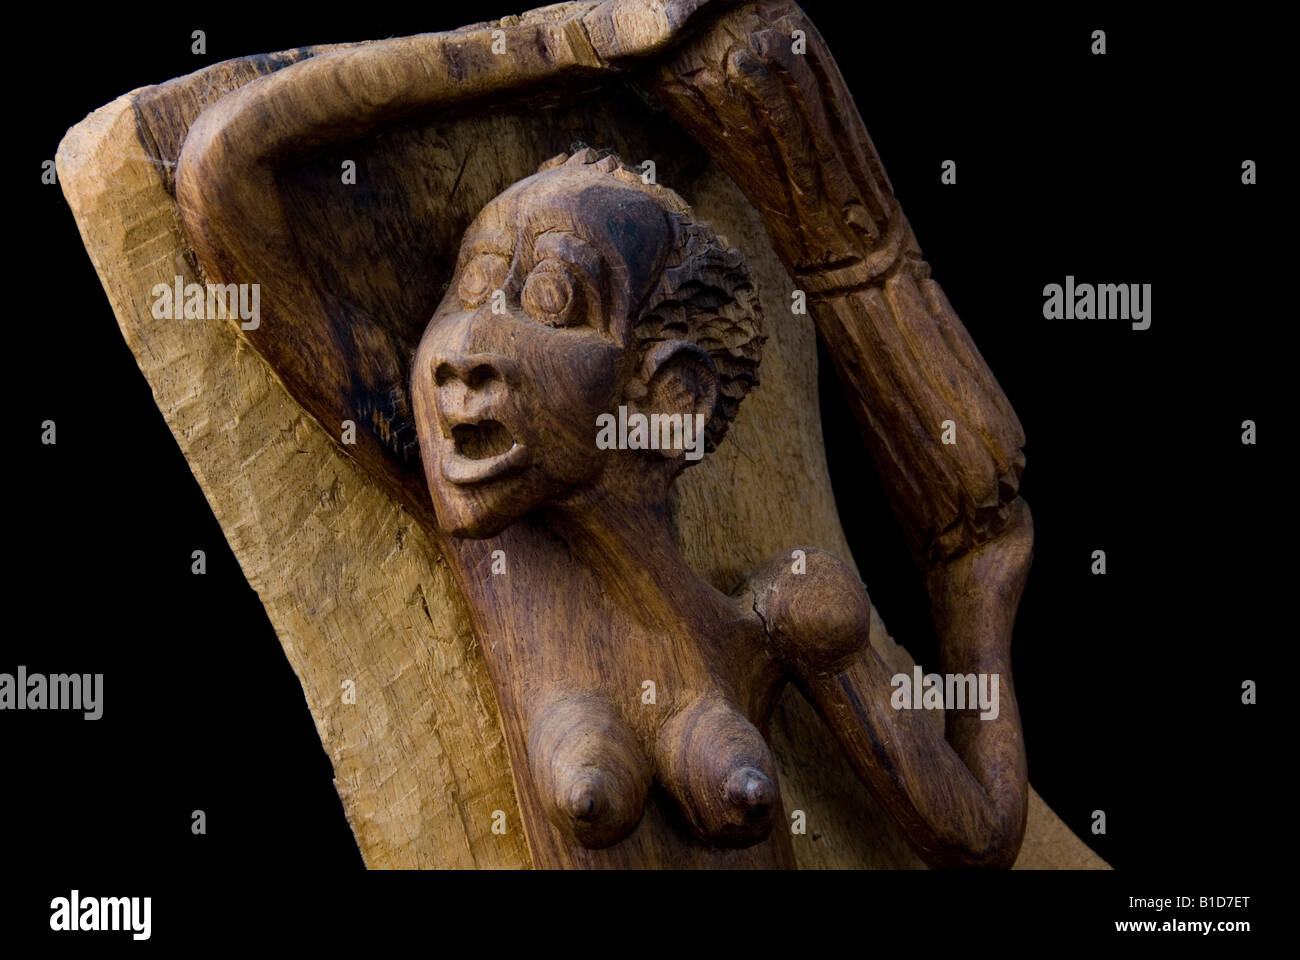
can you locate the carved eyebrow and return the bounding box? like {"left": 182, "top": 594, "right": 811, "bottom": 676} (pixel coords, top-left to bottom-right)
{"left": 458, "top": 229, "right": 514, "bottom": 266}
{"left": 531, "top": 230, "right": 605, "bottom": 279}
{"left": 529, "top": 230, "right": 610, "bottom": 329}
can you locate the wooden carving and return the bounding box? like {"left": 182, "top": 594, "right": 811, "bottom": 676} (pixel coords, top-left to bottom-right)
{"left": 401, "top": 148, "right": 1026, "bottom": 868}
{"left": 60, "top": 0, "right": 1108, "bottom": 869}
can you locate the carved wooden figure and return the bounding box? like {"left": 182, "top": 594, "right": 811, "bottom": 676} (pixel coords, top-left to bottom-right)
{"left": 406, "top": 149, "right": 1028, "bottom": 868}
{"left": 61, "top": 0, "right": 1106, "bottom": 869}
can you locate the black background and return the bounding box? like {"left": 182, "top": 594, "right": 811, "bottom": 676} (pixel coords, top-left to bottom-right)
{"left": 5, "top": 0, "right": 1282, "bottom": 940}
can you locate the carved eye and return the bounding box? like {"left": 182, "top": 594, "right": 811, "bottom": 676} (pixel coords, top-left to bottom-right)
{"left": 459, "top": 253, "right": 509, "bottom": 309}
{"left": 522, "top": 259, "right": 585, "bottom": 327}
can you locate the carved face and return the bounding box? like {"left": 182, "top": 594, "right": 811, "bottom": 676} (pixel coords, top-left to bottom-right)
{"left": 413, "top": 166, "right": 674, "bottom": 538}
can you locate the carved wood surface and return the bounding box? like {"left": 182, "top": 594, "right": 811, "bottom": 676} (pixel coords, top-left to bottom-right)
{"left": 645, "top": 0, "right": 1039, "bottom": 867}
{"left": 649, "top": 1, "right": 1025, "bottom": 566}
{"left": 57, "top": 0, "right": 1107, "bottom": 870}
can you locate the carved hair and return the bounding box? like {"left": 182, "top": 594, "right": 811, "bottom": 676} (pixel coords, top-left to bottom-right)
{"left": 537, "top": 148, "right": 765, "bottom": 454}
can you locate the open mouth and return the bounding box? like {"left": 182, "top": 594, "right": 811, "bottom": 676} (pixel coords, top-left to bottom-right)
{"left": 452, "top": 420, "right": 514, "bottom": 460}
{"left": 442, "top": 419, "right": 528, "bottom": 485}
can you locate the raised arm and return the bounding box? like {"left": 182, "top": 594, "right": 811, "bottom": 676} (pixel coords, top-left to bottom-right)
{"left": 174, "top": 23, "right": 598, "bottom": 516}
{"left": 173, "top": 1, "right": 734, "bottom": 523}
{"left": 651, "top": 1, "right": 1035, "bottom": 866}
{"left": 748, "top": 503, "right": 1032, "bottom": 868}
{"left": 646, "top": 0, "right": 1028, "bottom": 564}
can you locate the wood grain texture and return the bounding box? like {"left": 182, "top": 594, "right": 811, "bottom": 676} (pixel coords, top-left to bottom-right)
{"left": 57, "top": 94, "right": 527, "bottom": 869}
{"left": 641, "top": 0, "right": 1043, "bottom": 866}
{"left": 57, "top": 0, "right": 1107, "bottom": 870}
{"left": 405, "top": 145, "right": 1023, "bottom": 868}
{"left": 646, "top": 0, "right": 1025, "bottom": 566}
{"left": 406, "top": 149, "right": 800, "bottom": 867}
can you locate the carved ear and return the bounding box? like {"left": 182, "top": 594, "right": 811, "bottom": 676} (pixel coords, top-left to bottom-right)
{"left": 633, "top": 340, "right": 719, "bottom": 460}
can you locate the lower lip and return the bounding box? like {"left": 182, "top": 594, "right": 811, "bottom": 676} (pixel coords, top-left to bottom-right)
{"left": 442, "top": 442, "right": 529, "bottom": 486}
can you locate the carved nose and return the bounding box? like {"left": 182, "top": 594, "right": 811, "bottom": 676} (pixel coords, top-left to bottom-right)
{"left": 433, "top": 352, "right": 513, "bottom": 390}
